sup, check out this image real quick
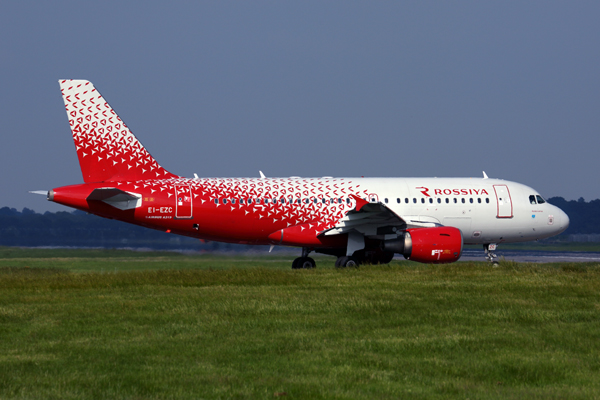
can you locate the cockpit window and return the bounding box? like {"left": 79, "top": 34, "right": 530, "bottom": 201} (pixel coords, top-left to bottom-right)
{"left": 529, "top": 195, "right": 537, "bottom": 204}
{"left": 536, "top": 195, "right": 545, "bottom": 204}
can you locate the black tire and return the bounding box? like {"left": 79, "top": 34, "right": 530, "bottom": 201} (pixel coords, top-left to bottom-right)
{"left": 292, "top": 257, "right": 302, "bottom": 269}
{"left": 377, "top": 251, "right": 394, "bottom": 264}
{"left": 335, "top": 257, "right": 344, "bottom": 268}
{"left": 300, "top": 257, "right": 316, "bottom": 269}
{"left": 343, "top": 256, "right": 360, "bottom": 268}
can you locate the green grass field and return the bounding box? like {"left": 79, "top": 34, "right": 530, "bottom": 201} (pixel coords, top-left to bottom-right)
{"left": 1, "top": 247, "right": 599, "bottom": 399}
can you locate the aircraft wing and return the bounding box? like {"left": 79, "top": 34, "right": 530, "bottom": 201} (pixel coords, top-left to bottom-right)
{"left": 320, "top": 194, "right": 444, "bottom": 239}
{"left": 320, "top": 194, "right": 407, "bottom": 238}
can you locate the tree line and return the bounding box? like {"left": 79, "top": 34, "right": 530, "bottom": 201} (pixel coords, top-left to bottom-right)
{"left": 0, "top": 196, "right": 597, "bottom": 248}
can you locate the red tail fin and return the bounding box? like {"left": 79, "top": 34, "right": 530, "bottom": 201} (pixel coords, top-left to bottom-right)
{"left": 59, "top": 80, "right": 177, "bottom": 183}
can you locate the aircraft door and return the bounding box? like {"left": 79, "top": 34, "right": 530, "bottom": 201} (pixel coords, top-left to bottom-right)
{"left": 493, "top": 185, "right": 513, "bottom": 218}
{"left": 174, "top": 185, "right": 193, "bottom": 219}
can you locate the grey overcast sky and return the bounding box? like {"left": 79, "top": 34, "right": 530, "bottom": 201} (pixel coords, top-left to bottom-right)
{"left": 1, "top": 1, "right": 599, "bottom": 213}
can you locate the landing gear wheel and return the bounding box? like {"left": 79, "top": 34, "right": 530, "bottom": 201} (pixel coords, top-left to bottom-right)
{"left": 300, "top": 257, "right": 316, "bottom": 269}
{"left": 377, "top": 251, "right": 394, "bottom": 264}
{"left": 337, "top": 256, "right": 360, "bottom": 268}
{"left": 292, "top": 258, "right": 301, "bottom": 269}
{"left": 292, "top": 257, "right": 316, "bottom": 269}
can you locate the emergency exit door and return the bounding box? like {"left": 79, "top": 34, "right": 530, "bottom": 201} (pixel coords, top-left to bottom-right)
{"left": 493, "top": 185, "right": 513, "bottom": 218}
{"left": 174, "top": 185, "right": 193, "bottom": 219}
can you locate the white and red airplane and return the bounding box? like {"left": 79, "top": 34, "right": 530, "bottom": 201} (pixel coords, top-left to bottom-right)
{"left": 39, "top": 80, "right": 569, "bottom": 268}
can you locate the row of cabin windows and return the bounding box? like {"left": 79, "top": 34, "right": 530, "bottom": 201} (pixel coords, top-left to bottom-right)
{"left": 215, "top": 198, "right": 351, "bottom": 205}
{"left": 385, "top": 197, "right": 490, "bottom": 204}
{"left": 214, "top": 197, "right": 491, "bottom": 205}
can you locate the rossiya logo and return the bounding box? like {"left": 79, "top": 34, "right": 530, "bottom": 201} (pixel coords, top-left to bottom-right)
{"left": 416, "top": 187, "right": 489, "bottom": 196}
{"left": 416, "top": 187, "right": 430, "bottom": 197}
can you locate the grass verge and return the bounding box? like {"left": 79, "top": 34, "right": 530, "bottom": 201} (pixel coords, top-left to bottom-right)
{"left": 0, "top": 249, "right": 599, "bottom": 399}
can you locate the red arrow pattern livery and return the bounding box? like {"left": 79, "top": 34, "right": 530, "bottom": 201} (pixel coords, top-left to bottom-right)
{"left": 46, "top": 80, "right": 570, "bottom": 268}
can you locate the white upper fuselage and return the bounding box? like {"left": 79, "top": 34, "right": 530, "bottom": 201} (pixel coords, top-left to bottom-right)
{"left": 339, "top": 177, "right": 568, "bottom": 244}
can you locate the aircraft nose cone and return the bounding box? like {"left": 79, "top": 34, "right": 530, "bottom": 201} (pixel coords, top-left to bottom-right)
{"left": 556, "top": 208, "right": 569, "bottom": 234}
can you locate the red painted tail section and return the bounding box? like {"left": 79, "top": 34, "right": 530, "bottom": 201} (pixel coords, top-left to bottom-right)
{"left": 59, "top": 80, "right": 177, "bottom": 183}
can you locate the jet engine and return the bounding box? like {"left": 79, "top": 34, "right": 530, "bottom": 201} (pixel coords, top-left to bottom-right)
{"left": 382, "top": 226, "right": 463, "bottom": 264}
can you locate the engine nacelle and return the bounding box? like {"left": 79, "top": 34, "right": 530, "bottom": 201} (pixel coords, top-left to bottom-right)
{"left": 382, "top": 226, "right": 463, "bottom": 264}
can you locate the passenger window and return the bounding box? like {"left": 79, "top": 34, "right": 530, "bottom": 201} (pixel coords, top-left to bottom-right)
{"left": 413, "top": 198, "right": 417, "bottom": 204}
{"left": 437, "top": 198, "right": 441, "bottom": 204}
{"left": 529, "top": 195, "right": 537, "bottom": 205}
{"left": 445, "top": 198, "right": 449, "bottom": 204}
{"left": 385, "top": 198, "right": 388, "bottom": 204}
{"left": 313, "top": 199, "right": 317, "bottom": 204}
{"left": 248, "top": 198, "right": 252, "bottom": 204}
{"left": 421, "top": 198, "right": 425, "bottom": 204}
{"left": 223, "top": 199, "right": 227, "bottom": 204}
{"left": 231, "top": 199, "right": 236, "bottom": 204}
{"left": 397, "top": 198, "right": 400, "bottom": 203}
{"left": 322, "top": 199, "right": 326, "bottom": 204}
{"left": 453, "top": 198, "right": 457, "bottom": 204}
{"left": 264, "top": 199, "right": 269, "bottom": 204}
{"left": 405, "top": 198, "right": 409, "bottom": 203}
{"left": 536, "top": 195, "right": 545, "bottom": 204}
{"left": 486, "top": 198, "right": 489, "bottom": 204}
{"left": 346, "top": 198, "right": 350, "bottom": 204}
{"left": 470, "top": 198, "right": 473, "bottom": 204}
{"left": 478, "top": 198, "right": 481, "bottom": 203}
{"left": 240, "top": 198, "right": 244, "bottom": 204}
{"left": 429, "top": 198, "right": 433, "bottom": 204}
{"left": 281, "top": 198, "right": 285, "bottom": 204}
{"left": 461, "top": 198, "right": 465, "bottom": 204}
{"left": 214, "top": 199, "right": 218, "bottom": 204}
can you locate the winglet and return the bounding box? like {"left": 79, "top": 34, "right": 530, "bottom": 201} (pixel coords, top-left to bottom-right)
{"left": 350, "top": 194, "right": 369, "bottom": 212}
{"left": 482, "top": 171, "right": 489, "bottom": 179}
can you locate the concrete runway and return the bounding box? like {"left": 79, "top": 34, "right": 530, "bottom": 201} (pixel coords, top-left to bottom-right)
{"left": 460, "top": 249, "right": 600, "bottom": 263}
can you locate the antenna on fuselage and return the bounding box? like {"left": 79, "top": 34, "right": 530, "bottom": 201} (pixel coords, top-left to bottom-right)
{"left": 259, "top": 171, "right": 266, "bottom": 179}
{"left": 482, "top": 171, "right": 489, "bottom": 179}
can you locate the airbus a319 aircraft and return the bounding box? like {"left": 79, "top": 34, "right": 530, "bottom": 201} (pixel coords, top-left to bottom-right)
{"left": 37, "top": 80, "right": 569, "bottom": 268}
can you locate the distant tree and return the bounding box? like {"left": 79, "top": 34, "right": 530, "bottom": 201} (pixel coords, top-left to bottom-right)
{"left": 548, "top": 197, "right": 600, "bottom": 235}
{"left": 0, "top": 207, "right": 19, "bottom": 216}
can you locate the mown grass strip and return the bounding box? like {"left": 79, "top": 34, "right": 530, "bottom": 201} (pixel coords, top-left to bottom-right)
{"left": 0, "top": 253, "right": 599, "bottom": 399}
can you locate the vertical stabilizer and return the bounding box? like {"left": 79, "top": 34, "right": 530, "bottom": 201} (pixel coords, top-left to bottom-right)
{"left": 59, "top": 80, "right": 177, "bottom": 183}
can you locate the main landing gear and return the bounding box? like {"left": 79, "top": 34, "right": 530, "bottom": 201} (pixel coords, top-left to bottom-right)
{"left": 335, "top": 250, "right": 395, "bottom": 268}
{"left": 292, "top": 247, "right": 316, "bottom": 269}
{"left": 484, "top": 243, "right": 500, "bottom": 266}
{"left": 335, "top": 256, "right": 360, "bottom": 268}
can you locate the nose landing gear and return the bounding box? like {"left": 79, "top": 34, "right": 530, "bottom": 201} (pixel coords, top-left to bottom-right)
{"left": 484, "top": 243, "right": 500, "bottom": 266}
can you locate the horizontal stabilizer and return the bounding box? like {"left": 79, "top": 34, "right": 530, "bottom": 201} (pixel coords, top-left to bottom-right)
{"left": 87, "top": 188, "right": 141, "bottom": 210}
